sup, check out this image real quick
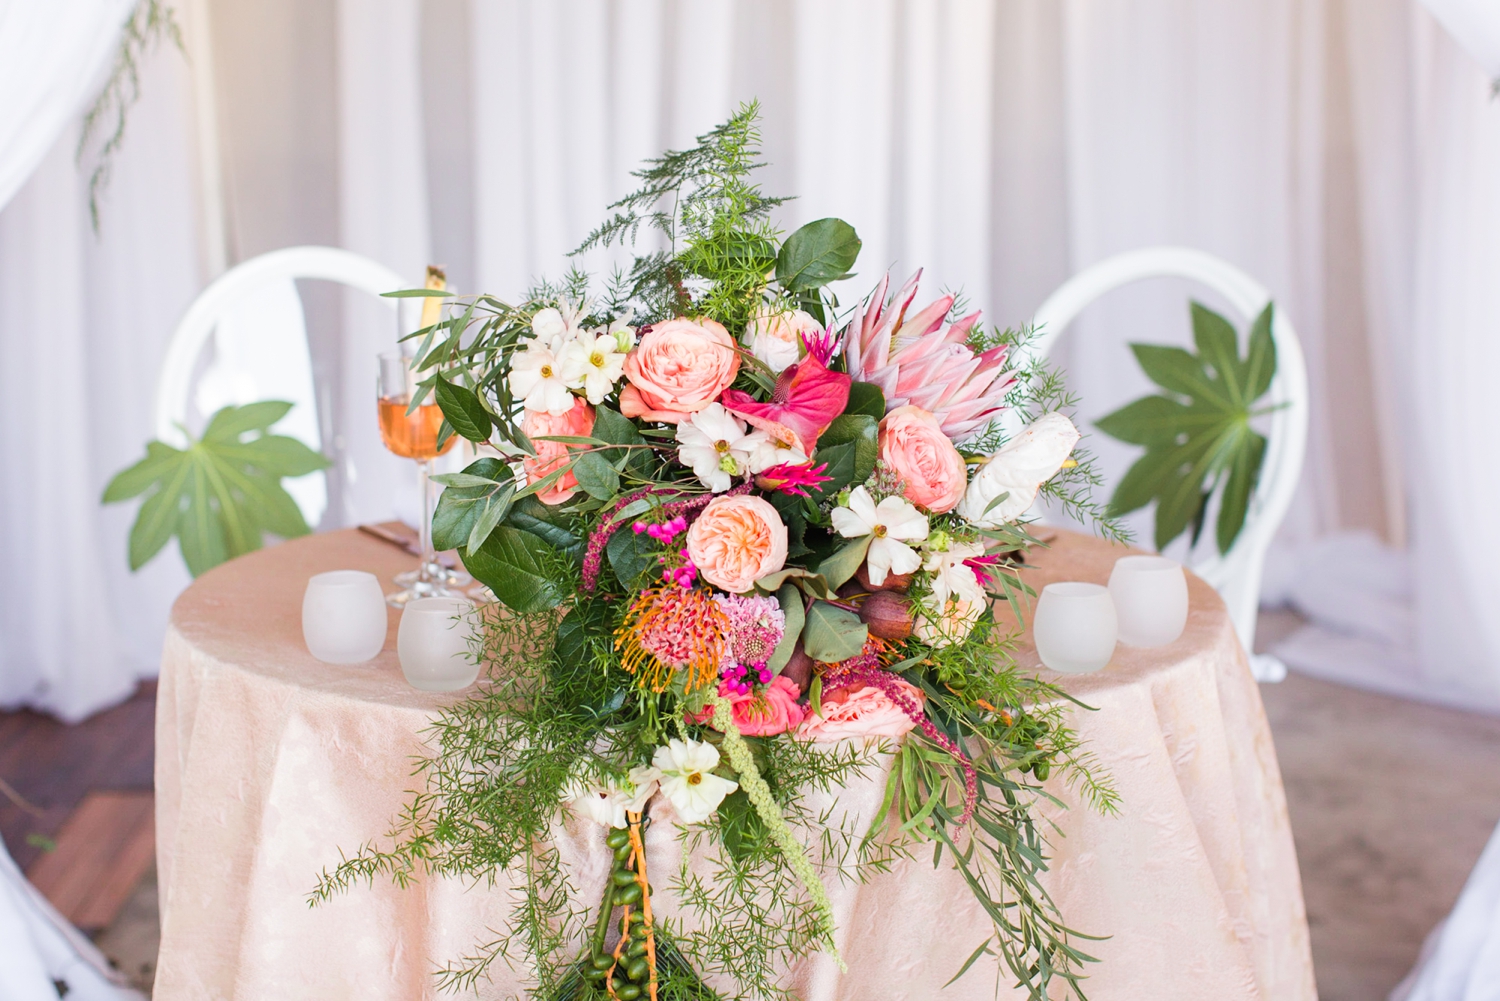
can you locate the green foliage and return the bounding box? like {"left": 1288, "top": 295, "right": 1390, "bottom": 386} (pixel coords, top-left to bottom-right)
{"left": 1095, "top": 302, "right": 1277, "bottom": 553}
{"left": 79, "top": 0, "right": 183, "bottom": 231}
{"left": 880, "top": 613, "right": 1117, "bottom": 1001}
{"left": 102, "top": 401, "right": 328, "bottom": 576}
{"left": 431, "top": 458, "right": 516, "bottom": 552}
{"left": 462, "top": 526, "right": 568, "bottom": 613}
{"left": 800, "top": 601, "right": 867, "bottom": 663}
{"left": 574, "top": 101, "right": 790, "bottom": 333}
{"left": 966, "top": 322, "right": 1127, "bottom": 544}
{"left": 775, "top": 218, "right": 861, "bottom": 293}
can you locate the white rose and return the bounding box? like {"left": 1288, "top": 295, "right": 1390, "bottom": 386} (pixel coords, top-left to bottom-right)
{"left": 745, "top": 305, "right": 821, "bottom": 374}
{"left": 957, "top": 412, "right": 1080, "bottom": 528}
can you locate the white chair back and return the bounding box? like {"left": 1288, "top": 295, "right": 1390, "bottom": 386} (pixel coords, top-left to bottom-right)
{"left": 153, "top": 246, "right": 412, "bottom": 528}
{"left": 1027, "top": 247, "right": 1309, "bottom": 680}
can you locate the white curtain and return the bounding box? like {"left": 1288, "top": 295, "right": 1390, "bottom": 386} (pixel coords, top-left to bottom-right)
{"left": 0, "top": 27, "right": 200, "bottom": 721}
{"left": 0, "top": 0, "right": 136, "bottom": 212}
{"left": 1267, "top": 1, "right": 1500, "bottom": 714}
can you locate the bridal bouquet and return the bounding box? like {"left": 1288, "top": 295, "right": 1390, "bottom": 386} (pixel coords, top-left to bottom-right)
{"left": 314, "top": 105, "right": 1115, "bottom": 1001}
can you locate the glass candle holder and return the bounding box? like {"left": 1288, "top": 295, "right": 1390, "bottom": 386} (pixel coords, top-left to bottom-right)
{"left": 397, "top": 597, "right": 481, "bottom": 692}
{"left": 302, "top": 570, "right": 388, "bottom": 664}
{"left": 1033, "top": 581, "right": 1118, "bottom": 674}
{"left": 1108, "top": 555, "right": 1189, "bottom": 647}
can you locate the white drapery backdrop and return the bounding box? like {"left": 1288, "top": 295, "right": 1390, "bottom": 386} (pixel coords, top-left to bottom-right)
{"left": 0, "top": 13, "right": 200, "bottom": 722}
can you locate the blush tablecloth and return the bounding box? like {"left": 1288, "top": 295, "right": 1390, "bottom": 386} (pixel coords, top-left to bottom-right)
{"left": 154, "top": 529, "right": 1316, "bottom": 1000}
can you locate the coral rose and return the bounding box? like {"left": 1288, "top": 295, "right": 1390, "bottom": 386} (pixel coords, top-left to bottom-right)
{"left": 877, "top": 405, "right": 968, "bottom": 513}
{"left": 686, "top": 494, "right": 788, "bottom": 593}
{"left": 520, "top": 398, "right": 595, "bottom": 505}
{"left": 797, "top": 679, "right": 925, "bottom": 741}
{"left": 690, "top": 677, "right": 806, "bottom": 737}
{"left": 619, "top": 318, "right": 740, "bottom": 423}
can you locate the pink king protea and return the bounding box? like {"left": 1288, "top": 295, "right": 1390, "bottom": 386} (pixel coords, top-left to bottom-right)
{"left": 843, "top": 271, "right": 1015, "bottom": 440}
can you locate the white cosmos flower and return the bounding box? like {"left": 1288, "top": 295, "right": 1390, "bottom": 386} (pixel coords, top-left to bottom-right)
{"left": 914, "top": 592, "right": 986, "bottom": 648}
{"left": 742, "top": 429, "right": 809, "bottom": 474}
{"left": 561, "top": 332, "right": 628, "bottom": 404}
{"left": 561, "top": 765, "right": 661, "bottom": 830}
{"left": 676, "top": 403, "right": 757, "bottom": 492}
{"left": 922, "top": 539, "right": 987, "bottom": 605}
{"left": 957, "top": 412, "right": 1080, "bottom": 528}
{"left": 829, "top": 486, "right": 929, "bottom": 586}
{"left": 508, "top": 346, "right": 575, "bottom": 415}
{"left": 653, "top": 738, "right": 737, "bottom": 825}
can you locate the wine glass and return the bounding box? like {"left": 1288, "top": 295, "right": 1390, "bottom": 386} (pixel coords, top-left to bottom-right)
{"left": 377, "top": 351, "right": 468, "bottom": 606}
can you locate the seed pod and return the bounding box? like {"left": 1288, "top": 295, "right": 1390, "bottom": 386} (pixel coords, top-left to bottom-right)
{"left": 613, "top": 843, "right": 633, "bottom": 861}
{"left": 583, "top": 966, "right": 609, "bottom": 981}
{"left": 616, "top": 984, "right": 642, "bottom": 1000}
{"left": 605, "top": 830, "right": 630, "bottom": 849}
{"left": 627, "top": 957, "right": 651, "bottom": 982}
{"left": 628, "top": 938, "right": 649, "bottom": 958}
{"left": 856, "top": 564, "right": 913, "bottom": 592}
{"left": 611, "top": 869, "right": 638, "bottom": 887}
{"left": 614, "top": 883, "right": 642, "bottom": 905}
{"left": 859, "top": 589, "right": 913, "bottom": 640}
{"left": 781, "top": 640, "right": 814, "bottom": 691}
{"left": 591, "top": 954, "right": 615, "bottom": 971}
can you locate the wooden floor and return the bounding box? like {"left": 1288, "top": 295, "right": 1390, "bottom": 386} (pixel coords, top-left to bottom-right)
{"left": 0, "top": 681, "right": 156, "bottom": 923}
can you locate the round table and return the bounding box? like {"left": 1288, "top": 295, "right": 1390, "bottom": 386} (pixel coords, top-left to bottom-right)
{"left": 153, "top": 529, "right": 1316, "bottom": 1001}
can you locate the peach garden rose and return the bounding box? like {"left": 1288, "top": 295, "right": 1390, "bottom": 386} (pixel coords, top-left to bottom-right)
{"left": 520, "top": 397, "right": 595, "bottom": 505}
{"left": 797, "top": 678, "right": 925, "bottom": 742}
{"left": 877, "top": 405, "right": 968, "bottom": 514}
{"left": 685, "top": 494, "right": 788, "bottom": 593}
{"left": 619, "top": 317, "right": 741, "bottom": 423}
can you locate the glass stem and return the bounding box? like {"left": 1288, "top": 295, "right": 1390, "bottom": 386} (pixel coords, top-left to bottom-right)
{"left": 418, "top": 458, "right": 436, "bottom": 579}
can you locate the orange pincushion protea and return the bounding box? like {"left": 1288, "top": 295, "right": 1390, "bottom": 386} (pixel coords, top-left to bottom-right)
{"left": 615, "top": 587, "right": 730, "bottom": 693}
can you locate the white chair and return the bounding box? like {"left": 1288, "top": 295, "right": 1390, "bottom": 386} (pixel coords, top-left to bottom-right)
{"left": 153, "top": 246, "right": 413, "bottom": 528}
{"left": 1028, "top": 247, "right": 1310, "bottom": 682}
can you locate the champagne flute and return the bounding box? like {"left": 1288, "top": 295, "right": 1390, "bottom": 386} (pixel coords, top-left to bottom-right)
{"left": 377, "top": 350, "right": 467, "bottom": 606}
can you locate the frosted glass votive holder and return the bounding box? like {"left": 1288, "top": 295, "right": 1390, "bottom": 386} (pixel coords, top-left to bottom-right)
{"left": 1033, "top": 582, "right": 1118, "bottom": 674}
{"left": 302, "top": 570, "right": 388, "bottom": 664}
{"left": 397, "top": 597, "right": 481, "bottom": 692}
{"left": 1108, "top": 555, "right": 1189, "bottom": 648}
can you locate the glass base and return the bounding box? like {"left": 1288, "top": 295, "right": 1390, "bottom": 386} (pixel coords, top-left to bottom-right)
{"left": 387, "top": 561, "right": 473, "bottom": 607}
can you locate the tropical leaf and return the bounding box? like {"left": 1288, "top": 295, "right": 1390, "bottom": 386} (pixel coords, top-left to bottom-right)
{"left": 1095, "top": 301, "right": 1276, "bottom": 554}
{"left": 102, "top": 401, "right": 330, "bottom": 576}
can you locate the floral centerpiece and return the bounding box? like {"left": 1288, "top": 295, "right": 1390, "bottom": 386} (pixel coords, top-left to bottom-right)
{"left": 313, "top": 105, "right": 1117, "bottom": 1001}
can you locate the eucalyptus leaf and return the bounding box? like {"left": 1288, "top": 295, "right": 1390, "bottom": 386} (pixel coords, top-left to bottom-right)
{"left": 434, "top": 374, "right": 494, "bottom": 443}
{"left": 817, "top": 536, "right": 873, "bottom": 590}
{"left": 572, "top": 451, "right": 620, "bottom": 499}
{"left": 801, "top": 600, "right": 868, "bottom": 663}
{"left": 431, "top": 458, "right": 515, "bottom": 552}
{"left": 1095, "top": 301, "right": 1277, "bottom": 554}
{"left": 766, "top": 583, "right": 806, "bottom": 674}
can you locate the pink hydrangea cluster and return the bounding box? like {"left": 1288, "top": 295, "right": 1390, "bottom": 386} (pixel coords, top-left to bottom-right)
{"left": 713, "top": 594, "right": 785, "bottom": 668}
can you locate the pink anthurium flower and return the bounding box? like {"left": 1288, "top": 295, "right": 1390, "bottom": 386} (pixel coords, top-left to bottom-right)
{"left": 721, "top": 355, "right": 851, "bottom": 455}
